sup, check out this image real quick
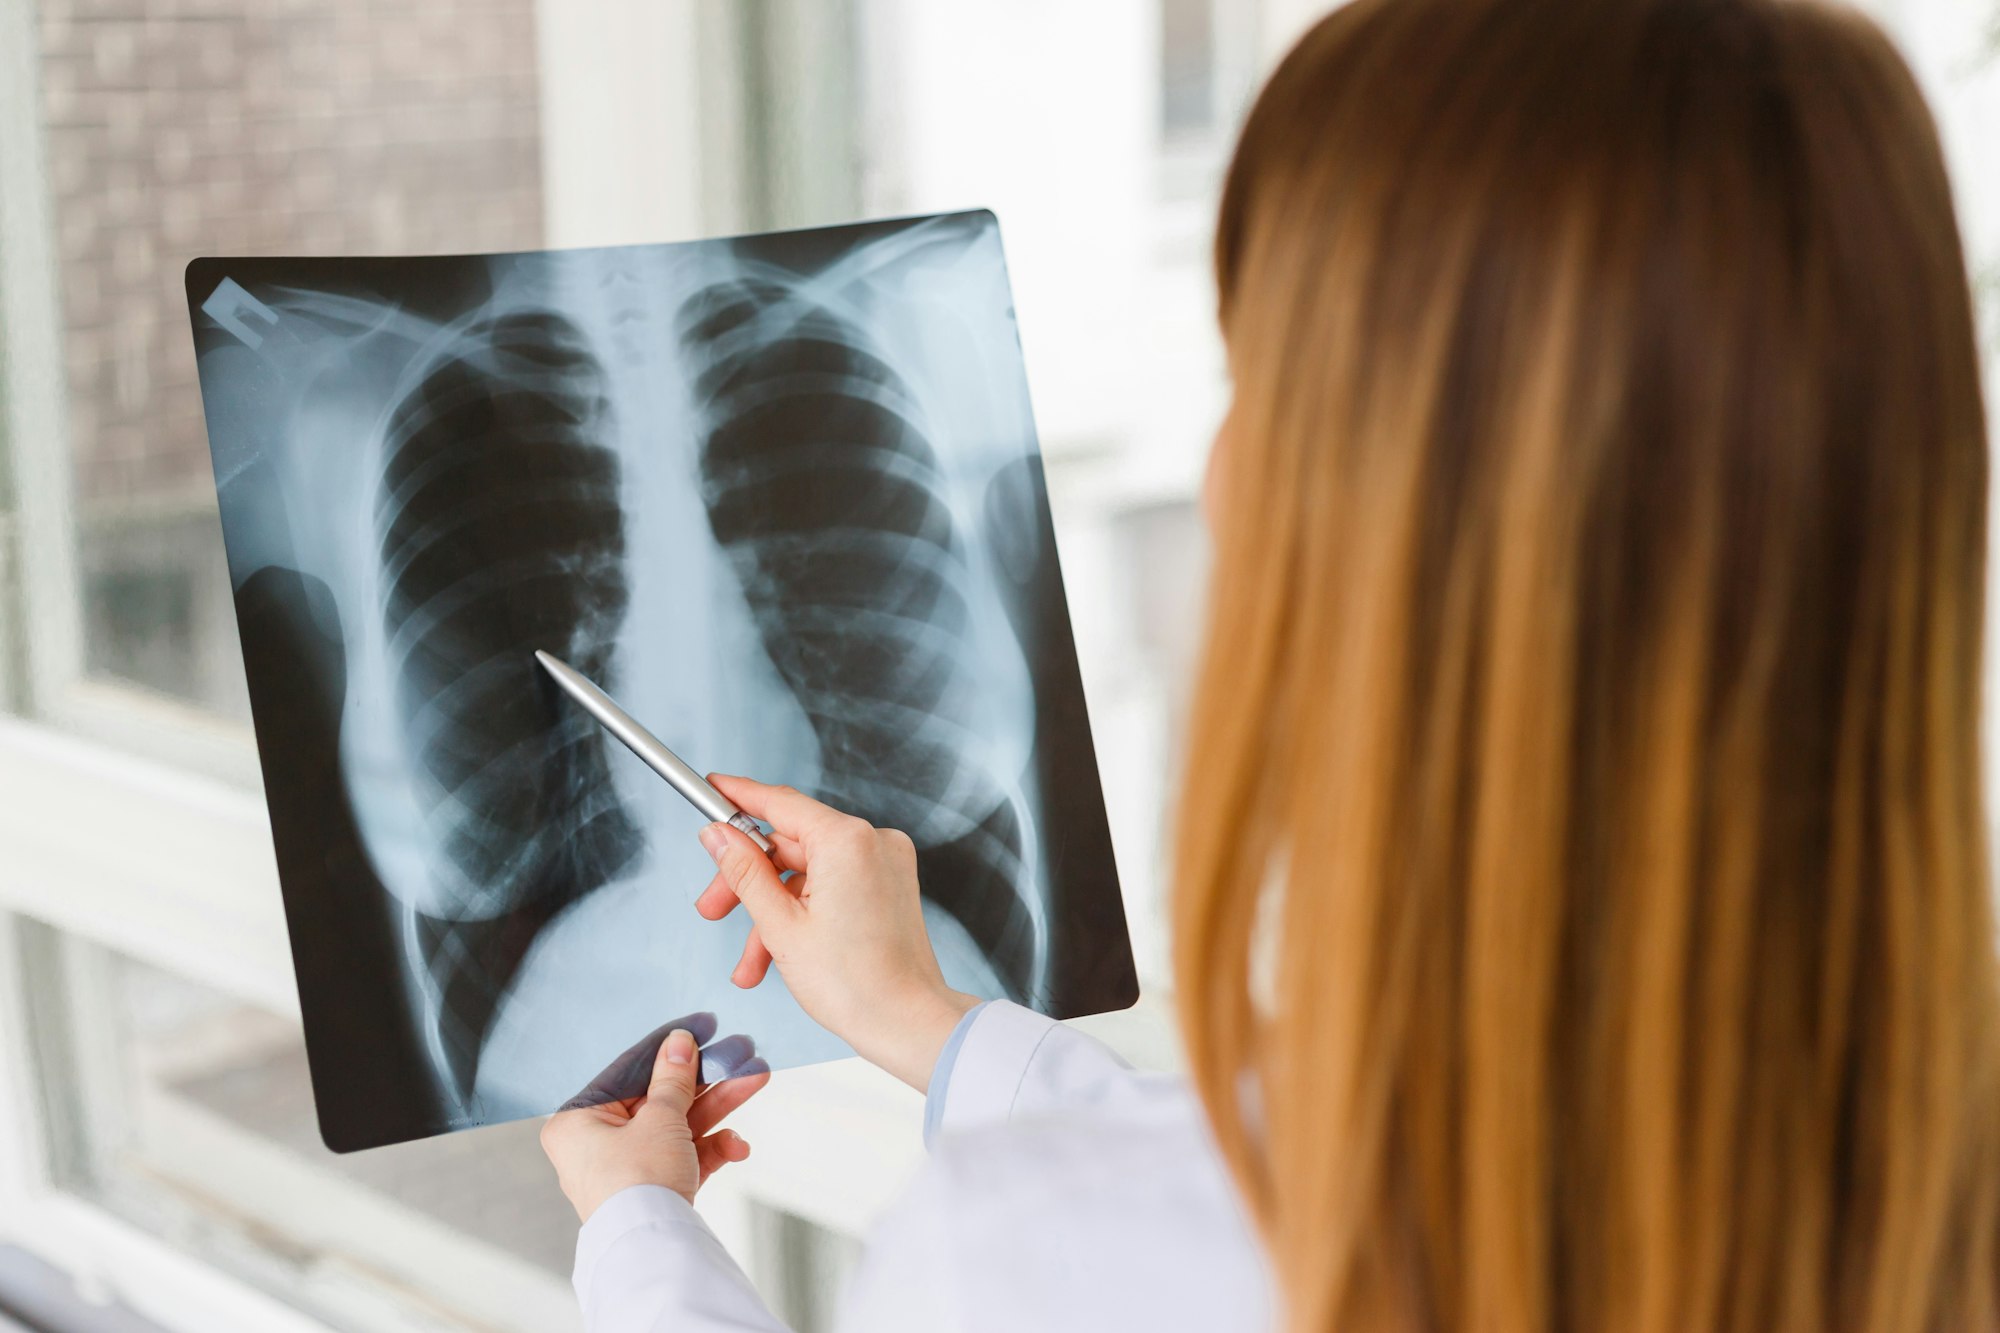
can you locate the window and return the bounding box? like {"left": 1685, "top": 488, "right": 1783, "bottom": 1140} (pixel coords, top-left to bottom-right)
{"left": 0, "top": 0, "right": 1260, "bottom": 1328}
{"left": 1162, "top": 0, "right": 1223, "bottom": 137}
{"left": 40, "top": 4, "right": 549, "bottom": 718}
{"left": 29, "top": 936, "right": 578, "bottom": 1330}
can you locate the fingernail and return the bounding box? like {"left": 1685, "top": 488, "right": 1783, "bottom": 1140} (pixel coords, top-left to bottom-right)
{"left": 699, "top": 824, "right": 728, "bottom": 863}
{"left": 666, "top": 1028, "right": 696, "bottom": 1065}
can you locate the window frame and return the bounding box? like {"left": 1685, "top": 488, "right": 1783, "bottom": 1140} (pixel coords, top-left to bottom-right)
{"left": 0, "top": 915, "right": 328, "bottom": 1333}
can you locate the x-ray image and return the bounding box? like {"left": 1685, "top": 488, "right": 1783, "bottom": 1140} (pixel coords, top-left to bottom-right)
{"left": 185, "top": 211, "right": 1137, "bottom": 1151}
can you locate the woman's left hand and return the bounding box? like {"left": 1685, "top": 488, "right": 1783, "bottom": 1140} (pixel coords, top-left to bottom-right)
{"left": 540, "top": 1027, "right": 769, "bottom": 1221}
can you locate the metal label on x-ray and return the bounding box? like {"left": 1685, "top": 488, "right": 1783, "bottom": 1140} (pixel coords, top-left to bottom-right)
{"left": 184, "top": 211, "right": 1137, "bottom": 1152}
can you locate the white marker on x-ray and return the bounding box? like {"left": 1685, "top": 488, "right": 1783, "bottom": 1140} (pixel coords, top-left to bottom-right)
{"left": 534, "top": 650, "right": 775, "bottom": 855}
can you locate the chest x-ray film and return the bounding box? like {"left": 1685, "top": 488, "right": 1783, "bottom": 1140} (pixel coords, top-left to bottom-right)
{"left": 184, "top": 211, "right": 1137, "bottom": 1152}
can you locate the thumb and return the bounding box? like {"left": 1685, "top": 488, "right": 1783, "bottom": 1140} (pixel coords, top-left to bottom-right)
{"left": 699, "top": 823, "right": 798, "bottom": 931}
{"left": 645, "top": 1027, "right": 701, "bottom": 1116}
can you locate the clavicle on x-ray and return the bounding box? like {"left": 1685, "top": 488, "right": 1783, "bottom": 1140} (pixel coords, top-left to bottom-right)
{"left": 185, "top": 212, "right": 1136, "bottom": 1152}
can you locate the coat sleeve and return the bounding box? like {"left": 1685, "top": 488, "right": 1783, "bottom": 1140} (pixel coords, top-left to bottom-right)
{"left": 836, "top": 1002, "right": 1187, "bottom": 1331}
{"left": 923, "top": 1000, "right": 1174, "bottom": 1145}
{"left": 572, "top": 1185, "right": 792, "bottom": 1333}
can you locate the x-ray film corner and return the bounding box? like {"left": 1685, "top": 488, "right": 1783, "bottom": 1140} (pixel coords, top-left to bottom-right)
{"left": 183, "top": 211, "right": 1138, "bottom": 1151}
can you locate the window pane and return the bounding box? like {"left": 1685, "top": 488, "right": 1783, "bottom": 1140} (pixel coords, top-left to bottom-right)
{"left": 36, "top": 0, "right": 547, "bottom": 715}
{"left": 1160, "top": 0, "right": 1218, "bottom": 136}
{"left": 45, "top": 942, "right": 581, "bottom": 1332}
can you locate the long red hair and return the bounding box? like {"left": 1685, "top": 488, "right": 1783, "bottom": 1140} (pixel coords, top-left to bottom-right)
{"left": 1175, "top": 2, "right": 2000, "bottom": 1329}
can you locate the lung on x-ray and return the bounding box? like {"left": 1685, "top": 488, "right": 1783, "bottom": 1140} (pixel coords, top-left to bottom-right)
{"left": 184, "top": 211, "right": 1137, "bottom": 1152}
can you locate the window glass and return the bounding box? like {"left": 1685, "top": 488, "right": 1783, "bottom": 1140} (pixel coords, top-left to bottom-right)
{"left": 1161, "top": 0, "right": 1220, "bottom": 136}
{"left": 37, "top": 941, "right": 578, "bottom": 1331}
{"left": 35, "top": 0, "right": 549, "bottom": 716}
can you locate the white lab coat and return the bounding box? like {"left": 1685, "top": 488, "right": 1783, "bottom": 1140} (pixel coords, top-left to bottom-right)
{"left": 570, "top": 1000, "right": 1275, "bottom": 1331}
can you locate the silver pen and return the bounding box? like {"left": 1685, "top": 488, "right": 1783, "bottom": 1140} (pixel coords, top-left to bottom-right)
{"left": 534, "top": 649, "right": 774, "bottom": 855}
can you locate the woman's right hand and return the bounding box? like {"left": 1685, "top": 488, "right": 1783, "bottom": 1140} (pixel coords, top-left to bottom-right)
{"left": 693, "top": 775, "right": 980, "bottom": 1092}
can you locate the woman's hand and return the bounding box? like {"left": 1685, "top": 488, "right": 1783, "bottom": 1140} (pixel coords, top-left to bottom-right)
{"left": 540, "top": 1027, "right": 768, "bottom": 1222}
{"left": 694, "top": 775, "right": 980, "bottom": 1091}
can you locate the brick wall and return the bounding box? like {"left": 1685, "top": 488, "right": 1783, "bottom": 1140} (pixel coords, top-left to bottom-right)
{"left": 38, "top": 0, "right": 546, "bottom": 505}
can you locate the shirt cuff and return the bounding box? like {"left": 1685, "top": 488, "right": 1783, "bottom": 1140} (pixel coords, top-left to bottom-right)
{"left": 572, "top": 1184, "right": 706, "bottom": 1308}
{"left": 921, "top": 998, "right": 1061, "bottom": 1146}
{"left": 922, "top": 999, "right": 988, "bottom": 1148}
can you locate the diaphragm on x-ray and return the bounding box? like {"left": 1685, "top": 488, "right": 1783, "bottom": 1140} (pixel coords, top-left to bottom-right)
{"left": 184, "top": 212, "right": 1137, "bottom": 1152}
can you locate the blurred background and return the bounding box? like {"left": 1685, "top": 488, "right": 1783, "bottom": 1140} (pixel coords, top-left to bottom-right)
{"left": 0, "top": 1, "right": 1992, "bottom": 1329}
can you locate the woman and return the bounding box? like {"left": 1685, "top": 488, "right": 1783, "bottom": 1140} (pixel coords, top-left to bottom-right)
{"left": 540, "top": 0, "right": 2000, "bottom": 1327}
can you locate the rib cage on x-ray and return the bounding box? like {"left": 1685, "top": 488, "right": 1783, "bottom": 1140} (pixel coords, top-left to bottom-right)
{"left": 186, "top": 213, "right": 1137, "bottom": 1150}
{"left": 375, "top": 309, "right": 645, "bottom": 1098}
{"left": 677, "top": 274, "right": 1048, "bottom": 1002}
